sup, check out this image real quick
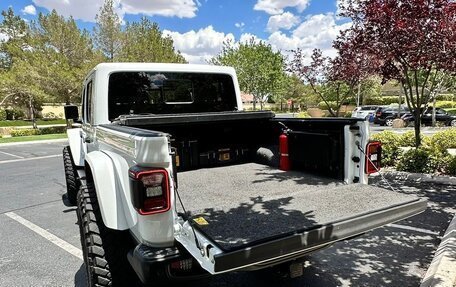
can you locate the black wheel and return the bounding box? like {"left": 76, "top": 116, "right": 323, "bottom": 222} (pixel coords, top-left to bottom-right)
{"left": 63, "top": 146, "right": 79, "bottom": 205}
{"left": 77, "top": 182, "right": 140, "bottom": 287}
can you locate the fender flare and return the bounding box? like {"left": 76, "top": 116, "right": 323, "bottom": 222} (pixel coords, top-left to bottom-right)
{"left": 85, "top": 150, "right": 138, "bottom": 230}
{"left": 67, "top": 128, "right": 84, "bottom": 167}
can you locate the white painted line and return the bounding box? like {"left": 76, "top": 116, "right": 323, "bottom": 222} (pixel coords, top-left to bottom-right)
{"left": 0, "top": 154, "right": 61, "bottom": 165}
{"left": 388, "top": 223, "right": 440, "bottom": 236}
{"left": 4, "top": 212, "right": 82, "bottom": 260}
{"left": 0, "top": 150, "right": 24, "bottom": 159}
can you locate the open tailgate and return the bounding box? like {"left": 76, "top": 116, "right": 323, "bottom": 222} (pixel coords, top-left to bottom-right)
{"left": 174, "top": 164, "right": 426, "bottom": 274}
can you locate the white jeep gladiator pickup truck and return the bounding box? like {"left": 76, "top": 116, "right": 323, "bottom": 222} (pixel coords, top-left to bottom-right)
{"left": 62, "top": 63, "right": 426, "bottom": 286}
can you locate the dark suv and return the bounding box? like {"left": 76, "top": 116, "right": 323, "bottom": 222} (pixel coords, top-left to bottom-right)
{"left": 402, "top": 107, "right": 456, "bottom": 126}
{"left": 374, "top": 106, "right": 410, "bottom": 126}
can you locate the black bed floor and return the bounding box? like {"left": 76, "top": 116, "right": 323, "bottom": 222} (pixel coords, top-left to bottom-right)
{"left": 177, "top": 163, "right": 419, "bottom": 252}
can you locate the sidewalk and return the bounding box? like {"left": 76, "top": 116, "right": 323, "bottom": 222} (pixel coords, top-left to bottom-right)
{"left": 420, "top": 215, "right": 456, "bottom": 287}
{"left": 374, "top": 171, "right": 456, "bottom": 287}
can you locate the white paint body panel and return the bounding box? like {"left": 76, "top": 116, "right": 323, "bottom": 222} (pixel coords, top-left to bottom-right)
{"left": 67, "top": 128, "right": 84, "bottom": 167}
{"left": 85, "top": 151, "right": 136, "bottom": 230}
{"left": 94, "top": 125, "right": 176, "bottom": 246}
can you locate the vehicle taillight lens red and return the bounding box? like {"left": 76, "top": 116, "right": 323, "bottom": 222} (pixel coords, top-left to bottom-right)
{"left": 365, "top": 141, "right": 382, "bottom": 175}
{"left": 129, "top": 167, "right": 170, "bottom": 215}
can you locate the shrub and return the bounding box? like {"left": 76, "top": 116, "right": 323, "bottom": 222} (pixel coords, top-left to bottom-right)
{"left": 430, "top": 128, "right": 456, "bottom": 152}
{"left": 39, "top": 126, "right": 66, "bottom": 135}
{"left": 364, "top": 96, "right": 400, "bottom": 106}
{"left": 396, "top": 148, "right": 449, "bottom": 174}
{"left": 344, "top": 111, "right": 353, "bottom": 118}
{"left": 434, "top": 101, "right": 456, "bottom": 109}
{"left": 296, "top": 111, "right": 311, "bottom": 118}
{"left": 10, "top": 128, "right": 40, "bottom": 137}
{"left": 317, "top": 101, "right": 338, "bottom": 111}
{"left": 436, "top": 94, "right": 456, "bottom": 101}
{"left": 5, "top": 108, "right": 25, "bottom": 120}
{"left": 371, "top": 131, "right": 401, "bottom": 166}
{"left": 0, "top": 108, "right": 6, "bottom": 121}
{"left": 398, "top": 131, "right": 416, "bottom": 147}
{"left": 447, "top": 156, "right": 456, "bottom": 176}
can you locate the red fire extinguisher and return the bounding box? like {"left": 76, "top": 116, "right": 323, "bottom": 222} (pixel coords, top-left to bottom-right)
{"left": 279, "top": 132, "right": 290, "bottom": 171}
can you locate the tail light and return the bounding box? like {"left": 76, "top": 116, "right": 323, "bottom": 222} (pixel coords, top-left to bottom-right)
{"left": 365, "top": 141, "right": 382, "bottom": 175}
{"left": 129, "top": 167, "right": 171, "bottom": 215}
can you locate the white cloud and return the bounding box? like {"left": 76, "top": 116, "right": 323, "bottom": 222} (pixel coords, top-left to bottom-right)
{"left": 267, "top": 13, "right": 352, "bottom": 60}
{"left": 235, "top": 22, "right": 245, "bottom": 29}
{"left": 22, "top": 5, "right": 37, "bottom": 15}
{"left": 267, "top": 12, "right": 300, "bottom": 32}
{"left": 120, "top": 0, "right": 197, "bottom": 18}
{"left": 239, "top": 33, "right": 262, "bottom": 44}
{"left": 254, "top": 0, "right": 310, "bottom": 15}
{"left": 163, "top": 26, "right": 235, "bottom": 64}
{"left": 32, "top": 0, "right": 197, "bottom": 22}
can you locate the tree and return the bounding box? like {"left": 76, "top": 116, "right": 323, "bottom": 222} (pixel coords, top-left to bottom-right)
{"left": 337, "top": 0, "right": 456, "bottom": 146}
{"left": 94, "top": 0, "right": 122, "bottom": 61}
{"left": 211, "top": 38, "right": 287, "bottom": 110}
{"left": 278, "top": 75, "right": 316, "bottom": 111}
{"left": 0, "top": 8, "right": 46, "bottom": 127}
{"left": 32, "top": 10, "right": 99, "bottom": 104}
{"left": 119, "top": 17, "right": 186, "bottom": 63}
{"left": 288, "top": 49, "right": 361, "bottom": 117}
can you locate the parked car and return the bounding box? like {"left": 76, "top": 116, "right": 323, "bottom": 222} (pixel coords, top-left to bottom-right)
{"left": 402, "top": 107, "right": 456, "bottom": 126}
{"left": 374, "top": 106, "right": 410, "bottom": 126}
{"left": 352, "top": 105, "right": 379, "bottom": 120}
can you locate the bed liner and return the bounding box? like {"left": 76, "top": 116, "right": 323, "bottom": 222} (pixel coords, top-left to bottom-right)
{"left": 177, "top": 163, "right": 425, "bottom": 253}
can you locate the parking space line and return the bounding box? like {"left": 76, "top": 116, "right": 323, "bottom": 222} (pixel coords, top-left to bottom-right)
{"left": 0, "top": 150, "right": 24, "bottom": 159}
{"left": 4, "top": 212, "right": 83, "bottom": 260}
{"left": 388, "top": 223, "right": 440, "bottom": 236}
{"left": 0, "top": 154, "right": 61, "bottom": 165}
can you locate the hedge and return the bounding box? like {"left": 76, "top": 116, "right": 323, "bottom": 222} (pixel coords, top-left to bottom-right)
{"left": 10, "top": 126, "right": 66, "bottom": 137}
{"left": 434, "top": 101, "right": 456, "bottom": 109}
{"left": 364, "top": 96, "right": 400, "bottom": 106}
{"left": 372, "top": 128, "right": 456, "bottom": 175}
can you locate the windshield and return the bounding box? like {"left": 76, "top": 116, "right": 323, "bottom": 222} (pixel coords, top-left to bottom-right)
{"left": 108, "top": 72, "right": 238, "bottom": 120}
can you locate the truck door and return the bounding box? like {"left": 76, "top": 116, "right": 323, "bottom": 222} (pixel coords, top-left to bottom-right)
{"left": 81, "top": 79, "right": 96, "bottom": 153}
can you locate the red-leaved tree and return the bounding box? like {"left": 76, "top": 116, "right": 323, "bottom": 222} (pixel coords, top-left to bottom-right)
{"left": 336, "top": 0, "right": 456, "bottom": 146}
{"left": 288, "top": 46, "right": 376, "bottom": 117}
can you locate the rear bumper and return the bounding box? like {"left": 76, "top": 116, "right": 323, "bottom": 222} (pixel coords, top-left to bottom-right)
{"left": 127, "top": 244, "right": 209, "bottom": 284}
{"left": 212, "top": 198, "right": 426, "bottom": 273}
{"left": 127, "top": 244, "right": 181, "bottom": 284}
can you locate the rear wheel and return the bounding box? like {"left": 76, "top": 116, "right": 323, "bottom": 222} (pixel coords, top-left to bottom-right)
{"left": 450, "top": 119, "right": 456, "bottom": 127}
{"left": 63, "top": 146, "right": 79, "bottom": 205}
{"left": 77, "top": 182, "right": 140, "bottom": 287}
{"left": 385, "top": 118, "right": 394, "bottom": 127}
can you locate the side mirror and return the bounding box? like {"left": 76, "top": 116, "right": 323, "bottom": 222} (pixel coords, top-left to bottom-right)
{"left": 64, "top": 105, "right": 80, "bottom": 122}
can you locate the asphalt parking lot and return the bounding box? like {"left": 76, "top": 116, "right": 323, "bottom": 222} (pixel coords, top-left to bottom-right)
{"left": 0, "top": 141, "right": 454, "bottom": 287}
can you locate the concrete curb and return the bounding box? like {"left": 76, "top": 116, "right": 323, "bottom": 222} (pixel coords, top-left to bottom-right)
{"left": 0, "top": 138, "right": 68, "bottom": 147}
{"left": 373, "top": 171, "right": 456, "bottom": 186}
{"left": 420, "top": 214, "right": 456, "bottom": 287}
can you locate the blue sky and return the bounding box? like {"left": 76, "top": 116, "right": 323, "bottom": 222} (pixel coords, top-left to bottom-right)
{"left": 0, "top": 0, "right": 348, "bottom": 63}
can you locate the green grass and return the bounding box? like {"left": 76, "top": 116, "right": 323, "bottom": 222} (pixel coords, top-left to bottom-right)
{"left": 0, "top": 133, "right": 67, "bottom": 144}
{"left": 0, "top": 119, "right": 66, "bottom": 127}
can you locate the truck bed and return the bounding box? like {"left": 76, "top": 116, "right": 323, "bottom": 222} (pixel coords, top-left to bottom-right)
{"left": 177, "top": 163, "right": 423, "bottom": 252}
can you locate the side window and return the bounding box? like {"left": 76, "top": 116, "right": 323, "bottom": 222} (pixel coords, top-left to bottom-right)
{"left": 85, "top": 81, "right": 93, "bottom": 123}
{"left": 81, "top": 86, "right": 86, "bottom": 121}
